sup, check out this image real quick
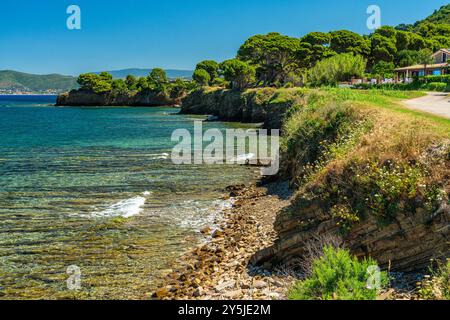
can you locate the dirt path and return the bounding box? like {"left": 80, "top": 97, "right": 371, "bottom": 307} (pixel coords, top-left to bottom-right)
{"left": 403, "top": 92, "right": 450, "bottom": 119}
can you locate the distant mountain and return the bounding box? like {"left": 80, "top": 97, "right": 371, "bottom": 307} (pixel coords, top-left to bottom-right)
{"left": 0, "top": 68, "right": 193, "bottom": 94}
{"left": 0, "top": 70, "right": 78, "bottom": 93}
{"left": 97, "top": 68, "right": 193, "bottom": 79}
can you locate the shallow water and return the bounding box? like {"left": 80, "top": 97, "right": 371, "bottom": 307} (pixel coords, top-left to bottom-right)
{"left": 0, "top": 96, "right": 258, "bottom": 299}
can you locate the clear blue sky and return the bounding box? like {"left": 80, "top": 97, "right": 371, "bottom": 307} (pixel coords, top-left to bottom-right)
{"left": 0, "top": 0, "right": 448, "bottom": 75}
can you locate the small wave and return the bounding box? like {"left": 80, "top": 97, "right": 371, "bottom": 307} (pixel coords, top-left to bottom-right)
{"left": 170, "top": 198, "right": 235, "bottom": 231}
{"left": 148, "top": 153, "right": 170, "bottom": 160}
{"left": 91, "top": 191, "right": 151, "bottom": 218}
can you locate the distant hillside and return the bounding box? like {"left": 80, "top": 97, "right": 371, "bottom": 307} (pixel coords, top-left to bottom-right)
{"left": 396, "top": 4, "right": 450, "bottom": 30}
{"left": 420, "top": 4, "right": 450, "bottom": 25}
{"left": 0, "top": 68, "right": 193, "bottom": 94}
{"left": 0, "top": 70, "right": 78, "bottom": 93}
{"left": 97, "top": 68, "right": 193, "bottom": 80}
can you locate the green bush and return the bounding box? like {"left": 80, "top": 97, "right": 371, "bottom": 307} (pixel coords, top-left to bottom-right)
{"left": 192, "top": 69, "right": 211, "bottom": 87}
{"left": 353, "top": 82, "right": 421, "bottom": 91}
{"left": 220, "top": 59, "right": 256, "bottom": 90}
{"left": 424, "top": 82, "right": 447, "bottom": 92}
{"left": 421, "top": 75, "right": 450, "bottom": 84}
{"left": 289, "top": 246, "right": 388, "bottom": 300}
{"left": 354, "top": 81, "right": 449, "bottom": 92}
{"left": 308, "top": 53, "right": 366, "bottom": 87}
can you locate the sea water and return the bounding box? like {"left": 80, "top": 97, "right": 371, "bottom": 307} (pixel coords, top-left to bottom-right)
{"left": 0, "top": 95, "right": 258, "bottom": 299}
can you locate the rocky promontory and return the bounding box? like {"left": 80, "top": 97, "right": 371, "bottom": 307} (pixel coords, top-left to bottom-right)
{"left": 56, "top": 90, "right": 184, "bottom": 107}
{"left": 181, "top": 87, "right": 307, "bottom": 129}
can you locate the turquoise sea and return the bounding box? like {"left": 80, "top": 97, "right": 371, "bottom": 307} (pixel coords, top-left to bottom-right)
{"left": 0, "top": 95, "right": 258, "bottom": 299}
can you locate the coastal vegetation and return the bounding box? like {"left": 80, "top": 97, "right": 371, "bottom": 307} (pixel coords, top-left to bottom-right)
{"left": 188, "top": 4, "right": 450, "bottom": 89}
{"left": 76, "top": 68, "right": 195, "bottom": 97}
{"left": 308, "top": 54, "right": 366, "bottom": 87}
{"left": 288, "top": 246, "right": 388, "bottom": 300}
{"left": 0, "top": 69, "right": 193, "bottom": 95}
{"left": 418, "top": 259, "right": 450, "bottom": 300}
{"left": 58, "top": 4, "right": 450, "bottom": 106}
{"left": 57, "top": 68, "right": 197, "bottom": 106}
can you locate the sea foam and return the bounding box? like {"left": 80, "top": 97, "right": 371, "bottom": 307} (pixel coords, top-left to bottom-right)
{"left": 170, "top": 197, "right": 235, "bottom": 231}
{"left": 91, "top": 191, "right": 151, "bottom": 218}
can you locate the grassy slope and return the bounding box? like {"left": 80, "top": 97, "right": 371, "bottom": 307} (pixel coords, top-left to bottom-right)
{"left": 280, "top": 88, "right": 449, "bottom": 299}
{"left": 279, "top": 87, "right": 448, "bottom": 232}
{"left": 326, "top": 89, "right": 450, "bottom": 128}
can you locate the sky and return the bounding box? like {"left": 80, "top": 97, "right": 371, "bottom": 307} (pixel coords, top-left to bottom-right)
{"left": 0, "top": 0, "right": 448, "bottom": 75}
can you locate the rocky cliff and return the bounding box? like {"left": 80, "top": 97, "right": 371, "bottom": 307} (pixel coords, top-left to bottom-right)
{"left": 56, "top": 90, "right": 183, "bottom": 107}
{"left": 252, "top": 190, "right": 449, "bottom": 272}
{"left": 181, "top": 88, "right": 306, "bottom": 129}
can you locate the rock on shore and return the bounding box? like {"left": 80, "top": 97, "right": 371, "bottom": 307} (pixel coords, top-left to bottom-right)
{"left": 153, "top": 183, "right": 296, "bottom": 300}
{"left": 180, "top": 88, "right": 306, "bottom": 129}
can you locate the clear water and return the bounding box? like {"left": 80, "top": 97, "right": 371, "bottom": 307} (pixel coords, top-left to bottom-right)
{"left": 0, "top": 95, "right": 258, "bottom": 299}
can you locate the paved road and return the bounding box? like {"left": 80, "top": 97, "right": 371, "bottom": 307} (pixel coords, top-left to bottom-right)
{"left": 403, "top": 92, "right": 450, "bottom": 119}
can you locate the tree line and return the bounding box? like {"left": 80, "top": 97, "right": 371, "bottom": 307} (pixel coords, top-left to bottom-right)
{"left": 76, "top": 69, "right": 196, "bottom": 96}
{"left": 192, "top": 21, "right": 449, "bottom": 89}
{"left": 77, "top": 14, "right": 450, "bottom": 92}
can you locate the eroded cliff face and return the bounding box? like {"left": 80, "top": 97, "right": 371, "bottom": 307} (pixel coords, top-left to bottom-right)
{"left": 180, "top": 88, "right": 306, "bottom": 129}
{"left": 56, "top": 90, "right": 183, "bottom": 107}
{"left": 252, "top": 197, "right": 449, "bottom": 272}
{"left": 250, "top": 100, "right": 450, "bottom": 272}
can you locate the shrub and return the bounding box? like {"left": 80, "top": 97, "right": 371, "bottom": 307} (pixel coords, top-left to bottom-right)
{"left": 111, "top": 79, "right": 128, "bottom": 94}
{"left": 195, "top": 60, "right": 219, "bottom": 84}
{"left": 211, "top": 77, "right": 230, "bottom": 88}
{"left": 289, "top": 246, "right": 388, "bottom": 300}
{"left": 220, "top": 59, "right": 256, "bottom": 90}
{"left": 192, "top": 69, "right": 211, "bottom": 87}
{"left": 295, "top": 234, "right": 344, "bottom": 278}
{"left": 421, "top": 75, "right": 450, "bottom": 84}
{"left": 282, "top": 99, "right": 368, "bottom": 185}
{"left": 308, "top": 53, "right": 366, "bottom": 87}
{"left": 305, "top": 159, "right": 445, "bottom": 231}
{"left": 354, "top": 81, "right": 449, "bottom": 92}
{"left": 353, "top": 82, "right": 421, "bottom": 91}
{"left": 147, "top": 68, "right": 169, "bottom": 92}
{"left": 425, "top": 82, "right": 447, "bottom": 92}
{"left": 418, "top": 259, "right": 450, "bottom": 300}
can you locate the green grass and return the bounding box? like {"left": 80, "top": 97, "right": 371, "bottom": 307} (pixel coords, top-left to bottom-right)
{"left": 281, "top": 86, "right": 449, "bottom": 231}
{"left": 324, "top": 88, "right": 450, "bottom": 129}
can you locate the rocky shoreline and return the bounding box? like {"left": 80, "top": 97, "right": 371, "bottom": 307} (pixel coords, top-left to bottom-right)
{"left": 153, "top": 182, "right": 297, "bottom": 300}
{"left": 152, "top": 181, "right": 440, "bottom": 301}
